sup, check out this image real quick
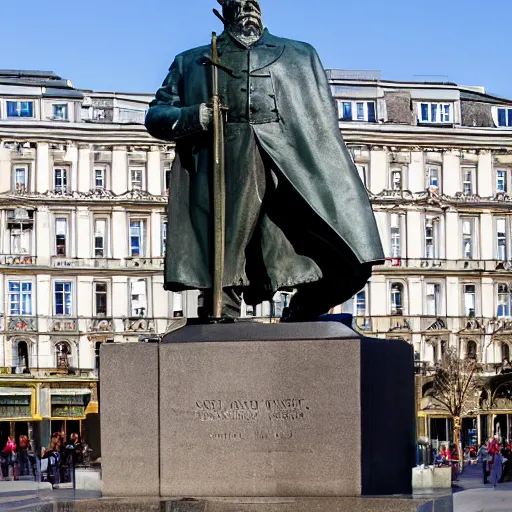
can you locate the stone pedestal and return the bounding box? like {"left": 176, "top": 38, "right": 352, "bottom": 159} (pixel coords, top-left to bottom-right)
{"left": 101, "top": 322, "right": 415, "bottom": 497}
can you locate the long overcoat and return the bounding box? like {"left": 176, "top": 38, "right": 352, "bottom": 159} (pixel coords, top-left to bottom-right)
{"left": 146, "top": 29, "right": 384, "bottom": 295}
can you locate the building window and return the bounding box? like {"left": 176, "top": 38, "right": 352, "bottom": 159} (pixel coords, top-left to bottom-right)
{"left": 130, "top": 167, "right": 144, "bottom": 190}
{"left": 391, "top": 283, "right": 404, "bottom": 315}
{"left": 418, "top": 102, "right": 453, "bottom": 124}
{"left": 426, "top": 166, "right": 440, "bottom": 189}
{"left": 355, "top": 164, "right": 367, "bottom": 187}
{"left": 94, "top": 282, "right": 108, "bottom": 317}
{"left": 54, "top": 167, "right": 68, "bottom": 193}
{"left": 53, "top": 104, "right": 68, "bottom": 120}
{"left": 55, "top": 217, "right": 67, "bottom": 256}
{"left": 462, "top": 167, "right": 474, "bottom": 195}
{"left": 338, "top": 100, "right": 376, "bottom": 122}
{"left": 497, "top": 284, "right": 511, "bottom": 318}
{"left": 161, "top": 218, "right": 167, "bottom": 257}
{"left": 467, "top": 340, "right": 477, "bottom": 360}
{"left": 8, "top": 281, "right": 32, "bottom": 316}
{"left": 164, "top": 167, "right": 171, "bottom": 196}
{"left": 390, "top": 167, "right": 402, "bottom": 190}
{"left": 463, "top": 284, "right": 476, "bottom": 317}
{"left": 425, "top": 217, "right": 439, "bottom": 259}
{"left": 130, "top": 279, "right": 147, "bottom": 317}
{"left": 173, "top": 292, "right": 184, "bottom": 318}
{"left": 7, "top": 209, "right": 34, "bottom": 255}
{"left": 390, "top": 214, "right": 401, "bottom": 258}
{"left": 462, "top": 218, "right": 475, "bottom": 259}
{"left": 497, "top": 169, "right": 508, "bottom": 192}
{"left": 13, "top": 165, "right": 28, "bottom": 193}
{"left": 7, "top": 101, "right": 33, "bottom": 118}
{"left": 497, "top": 218, "right": 507, "bottom": 261}
{"left": 55, "top": 341, "right": 71, "bottom": 369}
{"left": 129, "top": 219, "right": 146, "bottom": 257}
{"left": 94, "top": 167, "right": 106, "bottom": 189}
{"left": 54, "top": 282, "right": 72, "bottom": 315}
{"left": 502, "top": 342, "right": 510, "bottom": 361}
{"left": 426, "top": 283, "right": 440, "bottom": 316}
{"left": 16, "top": 341, "right": 29, "bottom": 369}
{"left": 355, "top": 290, "right": 366, "bottom": 317}
{"left": 94, "top": 218, "right": 107, "bottom": 258}
{"left": 497, "top": 108, "right": 512, "bottom": 127}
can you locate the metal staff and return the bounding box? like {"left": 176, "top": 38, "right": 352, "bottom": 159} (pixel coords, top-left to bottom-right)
{"left": 211, "top": 31, "right": 226, "bottom": 319}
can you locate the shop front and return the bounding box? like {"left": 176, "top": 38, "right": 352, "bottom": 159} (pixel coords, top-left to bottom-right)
{"left": 49, "top": 389, "right": 91, "bottom": 440}
{"left": 0, "top": 387, "right": 38, "bottom": 448}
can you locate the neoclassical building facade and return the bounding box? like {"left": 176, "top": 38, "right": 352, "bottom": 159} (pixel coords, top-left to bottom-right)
{"left": 2, "top": 67, "right": 512, "bottom": 453}
{"left": 326, "top": 70, "right": 512, "bottom": 447}
{"left": 0, "top": 70, "right": 195, "bottom": 453}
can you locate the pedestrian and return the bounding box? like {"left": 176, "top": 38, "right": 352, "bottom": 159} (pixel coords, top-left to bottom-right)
{"left": 1, "top": 437, "right": 18, "bottom": 481}
{"left": 477, "top": 442, "right": 490, "bottom": 484}
{"left": 491, "top": 450, "right": 504, "bottom": 487}
{"left": 18, "top": 435, "right": 29, "bottom": 476}
{"left": 499, "top": 447, "right": 510, "bottom": 483}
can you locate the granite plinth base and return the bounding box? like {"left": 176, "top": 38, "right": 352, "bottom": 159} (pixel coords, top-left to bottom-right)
{"left": 100, "top": 322, "right": 415, "bottom": 498}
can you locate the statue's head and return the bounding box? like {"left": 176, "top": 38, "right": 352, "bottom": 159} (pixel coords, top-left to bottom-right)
{"left": 217, "top": 0, "right": 263, "bottom": 42}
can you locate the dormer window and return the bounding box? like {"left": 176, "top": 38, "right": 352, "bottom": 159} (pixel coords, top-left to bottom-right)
{"left": 418, "top": 103, "right": 453, "bottom": 124}
{"left": 338, "top": 100, "right": 376, "bottom": 122}
{"left": 496, "top": 107, "right": 512, "bottom": 127}
{"left": 53, "top": 104, "right": 68, "bottom": 120}
{"left": 7, "top": 101, "right": 34, "bottom": 118}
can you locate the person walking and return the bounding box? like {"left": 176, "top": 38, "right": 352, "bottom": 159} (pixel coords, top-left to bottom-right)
{"left": 18, "top": 435, "right": 29, "bottom": 476}
{"left": 477, "top": 442, "right": 490, "bottom": 484}
{"left": 491, "top": 450, "right": 504, "bottom": 487}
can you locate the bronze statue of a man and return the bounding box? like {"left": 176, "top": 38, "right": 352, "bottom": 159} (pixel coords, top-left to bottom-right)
{"left": 146, "top": 0, "right": 384, "bottom": 321}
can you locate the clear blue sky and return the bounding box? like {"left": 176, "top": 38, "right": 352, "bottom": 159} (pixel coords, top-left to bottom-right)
{"left": 2, "top": 0, "right": 511, "bottom": 98}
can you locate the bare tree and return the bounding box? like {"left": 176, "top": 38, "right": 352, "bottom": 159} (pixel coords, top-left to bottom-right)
{"left": 430, "top": 347, "right": 479, "bottom": 467}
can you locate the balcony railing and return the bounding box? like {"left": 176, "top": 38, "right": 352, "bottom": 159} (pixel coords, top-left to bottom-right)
{"left": 376, "top": 258, "right": 512, "bottom": 272}
{"left": 51, "top": 257, "right": 164, "bottom": 269}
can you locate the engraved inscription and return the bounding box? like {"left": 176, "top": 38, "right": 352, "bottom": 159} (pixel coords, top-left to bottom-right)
{"left": 196, "top": 399, "right": 306, "bottom": 442}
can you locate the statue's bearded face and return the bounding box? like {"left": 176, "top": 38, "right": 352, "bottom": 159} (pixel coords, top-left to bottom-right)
{"left": 221, "top": 0, "right": 263, "bottom": 39}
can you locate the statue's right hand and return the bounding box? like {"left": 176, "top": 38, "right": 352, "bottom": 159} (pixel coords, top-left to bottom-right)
{"left": 199, "top": 103, "right": 213, "bottom": 129}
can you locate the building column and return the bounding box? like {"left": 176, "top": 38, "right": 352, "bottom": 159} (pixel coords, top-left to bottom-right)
{"left": 408, "top": 151, "right": 424, "bottom": 193}
{"left": 35, "top": 207, "right": 51, "bottom": 267}
{"left": 66, "top": 143, "right": 78, "bottom": 193}
{"left": 477, "top": 150, "right": 493, "bottom": 197}
{"left": 147, "top": 146, "right": 161, "bottom": 196}
{"left": 112, "top": 208, "right": 127, "bottom": 260}
{"left": 36, "top": 143, "right": 50, "bottom": 193}
{"left": 442, "top": 150, "right": 460, "bottom": 196}
{"left": 70, "top": 209, "right": 77, "bottom": 258}
{"left": 480, "top": 213, "right": 493, "bottom": 260}
{"left": 445, "top": 210, "right": 459, "bottom": 260}
{"left": 76, "top": 207, "right": 91, "bottom": 259}
{"left": 406, "top": 211, "right": 422, "bottom": 259}
{"left": 78, "top": 144, "right": 92, "bottom": 193}
{"left": 369, "top": 147, "right": 387, "bottom": 193}
{"left": 111, "top": 147, "right": 128, "bottom": 195}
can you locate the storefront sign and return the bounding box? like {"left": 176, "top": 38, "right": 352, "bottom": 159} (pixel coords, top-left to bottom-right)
{"left": 51, "top": 393, "right": 89, "bottom": 418}
{"left": 0, "top": 397, "right": 31, "bottom": 419}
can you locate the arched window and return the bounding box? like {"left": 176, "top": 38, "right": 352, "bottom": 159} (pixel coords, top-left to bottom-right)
{"left": 16, "top": 341, "right": 29, "bottom": 369}
{"left": 467, "top": 340, "right": 477, "bottom": 360}
{"left": 391, "top": 283, "right": 404, "bottom": 315}
{"left": 502, "top": 342, "right": 510, "bottom": 362}
{"left": 55, "top": 341, "right": 71, "bottom": 369}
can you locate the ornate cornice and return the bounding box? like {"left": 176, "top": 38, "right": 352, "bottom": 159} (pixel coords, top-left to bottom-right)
{"left": 369, "top": 188, "right": 512, "bottom": 208}
{"left": 2, "top": 188, "right": 167, "bottom": 203}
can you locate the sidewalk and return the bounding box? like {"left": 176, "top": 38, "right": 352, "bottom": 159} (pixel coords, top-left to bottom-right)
{"left": 452, "top": 462, "right": 512, "bottom": 511}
